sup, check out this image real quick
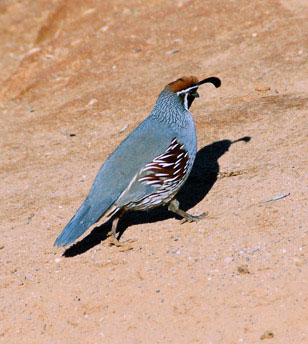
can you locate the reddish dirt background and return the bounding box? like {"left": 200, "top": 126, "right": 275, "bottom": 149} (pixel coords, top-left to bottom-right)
{"left": 1, "top": 0, "right": 308, "bottom": 343}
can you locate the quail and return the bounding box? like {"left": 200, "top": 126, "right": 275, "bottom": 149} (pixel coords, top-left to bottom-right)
{"left": 54, "top": 75, "right": 221, "bottom": 247}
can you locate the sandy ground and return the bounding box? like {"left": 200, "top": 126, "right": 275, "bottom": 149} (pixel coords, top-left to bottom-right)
{"left": 1, "top": 0, "right": 308, "bottom": 343}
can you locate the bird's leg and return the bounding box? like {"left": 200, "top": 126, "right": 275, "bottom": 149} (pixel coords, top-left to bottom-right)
{"left": 110, "top": 208, "right": 125, "bottom": 240}
{"left": 111, "top": 217, "right": 120, "bottom": 239}
{"left": 168, "top": 199, "right": 207, "bottom": 223}
{"left": 107, "top": 209, "right": 134, "bottom": 250}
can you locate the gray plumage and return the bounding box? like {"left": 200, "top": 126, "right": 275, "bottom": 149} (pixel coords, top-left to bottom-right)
{"left": 54, "top": 76, "right": 221, "bottom": 247}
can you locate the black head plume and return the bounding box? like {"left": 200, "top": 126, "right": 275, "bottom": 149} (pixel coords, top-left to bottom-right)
{"left": 196, "top": 77, "right": 221, "bottom": 88}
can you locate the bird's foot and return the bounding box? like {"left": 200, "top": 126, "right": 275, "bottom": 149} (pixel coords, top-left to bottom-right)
{"left": 180, "top": 211, "right": 207, "bottom": 224}
{"left": 106, "top": 235, "right": 135, "bottom": 251}
{"left": 168, "top": 199, "right": 207, "bottom": 224}
{"left": 107, "top": 236, "right": 121, "bottom": 246}
{"left": 106, "top": 233, "right": 119, "bottom": 244}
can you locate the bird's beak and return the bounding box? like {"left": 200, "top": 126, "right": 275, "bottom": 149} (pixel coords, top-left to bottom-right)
{"left": 190, "top": 90, "right": 199, "bottom": 98}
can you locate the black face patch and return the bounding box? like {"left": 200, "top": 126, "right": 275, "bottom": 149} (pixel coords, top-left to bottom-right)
{"left": 181, "top": 89, "right": 198, "bottom": 110}
{"left": 187, "top": 94, "right": 195, "bottom": 109}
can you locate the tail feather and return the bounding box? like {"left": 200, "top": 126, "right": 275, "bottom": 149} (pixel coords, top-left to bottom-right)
{"left": 54, "top": 201, "right": 102, "bottom": 247}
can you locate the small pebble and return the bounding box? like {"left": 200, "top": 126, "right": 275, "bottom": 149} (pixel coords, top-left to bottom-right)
{"left": 61, "top": 129, "right": 76, "bottom": 137}
{"left": 255, "top": 85, "right": 271, "bottom": 92}
{"left": 83, "top": 8, "right": 96, "bottom": 15}
{"left": 237, "top": 265, "right": 250, "bottom": 274}
{"left": 166, "top": 49, "right": 180, "bottom": 55}
{"left": 87, "top": 99, "right": 98, "bottom": 107}
{"left": 260, "top": 331, "right": 274, "bottom": 340}
{"left": 119, "top": 124, "right": 128, "bottom": 133}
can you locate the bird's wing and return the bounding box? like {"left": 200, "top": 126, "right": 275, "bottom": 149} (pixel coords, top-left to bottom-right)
{"left": 115, "top": 137, "right": 190, "bottom": 209}
{"left": 54, "top": 118, "right": 175, "bottom": 247}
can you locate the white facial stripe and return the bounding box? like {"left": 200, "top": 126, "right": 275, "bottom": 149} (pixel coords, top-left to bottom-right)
{"left": 176, "top": 85, "right": 198, "bottom": 96}
{"left": 184, "top": 93, "right": 189, "bottom": 111}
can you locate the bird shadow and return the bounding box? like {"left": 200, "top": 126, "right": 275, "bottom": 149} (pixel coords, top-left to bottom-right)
{"left": 63, "top": 136, "right": 251, "bottom": 257}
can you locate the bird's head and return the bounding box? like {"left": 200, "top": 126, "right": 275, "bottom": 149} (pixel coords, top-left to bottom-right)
{"left": 167, "top": 76, "right": 221, "bottom": 110}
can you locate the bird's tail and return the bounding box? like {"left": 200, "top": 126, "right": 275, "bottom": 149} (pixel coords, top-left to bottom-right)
{"left": 54, "top": 201, "right": 99, "bottom": 247}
